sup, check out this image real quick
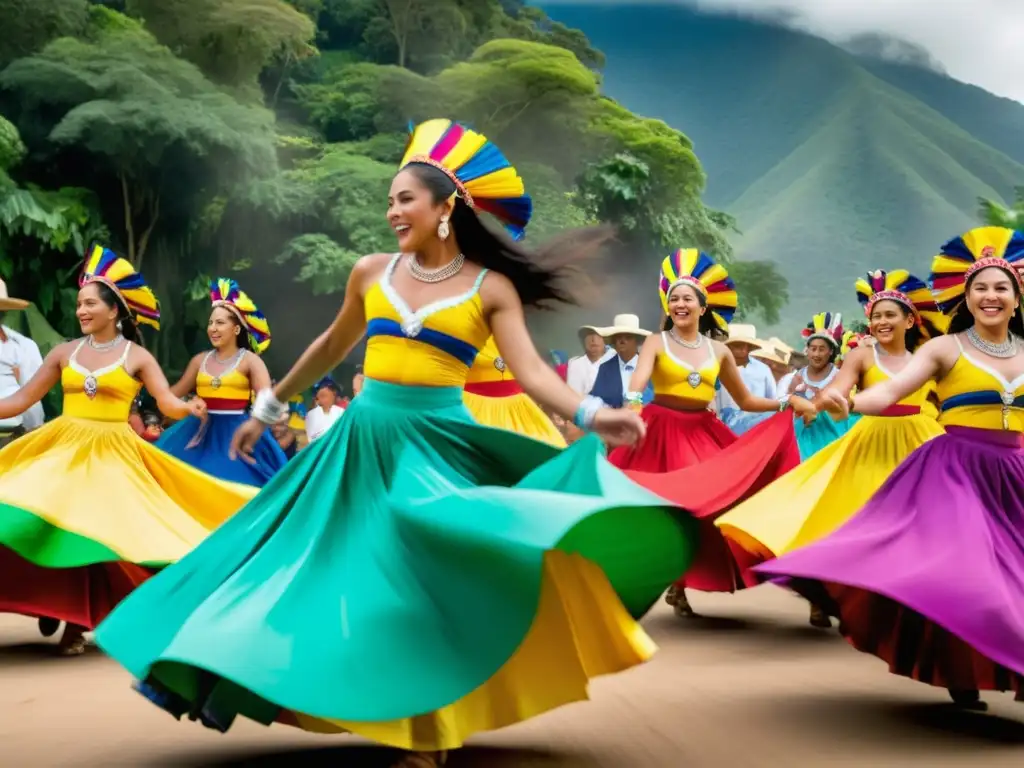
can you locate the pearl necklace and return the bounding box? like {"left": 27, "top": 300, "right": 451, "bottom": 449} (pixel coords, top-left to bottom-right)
{"left": 966, "top": 326, "right": 1018, "bottom": 359}
{"left": 87, "top": 333, "right": 124, "bottom": 352}
{"left": 668, "top": 328, "right": 703, "bottom": 349}
{"left": 407, "top": 252, "right": 465, "bottom": 283}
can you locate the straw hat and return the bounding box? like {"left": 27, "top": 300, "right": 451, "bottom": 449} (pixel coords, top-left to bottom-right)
{"left": 0, "top": 279, "right": 28, "bottom": 312}
{"left": 724, "top": 323, "right": 763, "bottom": 349}
{"left": 580, "top": 313, "right": 651, "bottom": 341}
{"left": 752, "top": 345, "right": 788, "bottom": 366}
{"left": 767, "top": 336, "right": 794, "bottom": 357}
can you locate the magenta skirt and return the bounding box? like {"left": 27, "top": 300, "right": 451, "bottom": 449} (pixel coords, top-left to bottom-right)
{"left": 756, "top": 426, "right": 1024, "bottom": 693}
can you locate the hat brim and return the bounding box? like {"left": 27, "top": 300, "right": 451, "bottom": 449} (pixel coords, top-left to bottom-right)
{"left": 596, "top": 326, "right": 651, "bottom": 338}
{"left": 725, "top": 338, "right": 763, "bottom": 349}
{"left": 0, "top": 297, "right": 29, "bottom": 311}
{"left": 751, "top": 350, "right": 787, "bottom": 366}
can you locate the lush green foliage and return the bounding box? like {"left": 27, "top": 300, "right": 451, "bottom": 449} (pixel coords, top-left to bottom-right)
{"left": 1, "top": 0, "right": 744, "bottom": 380}
{"left": 979, "top": 187, "right": 1024, "bottom": 229}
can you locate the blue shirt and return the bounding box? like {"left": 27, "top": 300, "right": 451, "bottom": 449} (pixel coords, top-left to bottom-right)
{"left": 716, "top": 357, "right": 777, "bottom": 435}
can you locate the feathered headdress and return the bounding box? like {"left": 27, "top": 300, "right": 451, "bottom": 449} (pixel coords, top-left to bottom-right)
{"left": 658, "top": 248, "right": 737, "bottom": 332}
{"left": 802, "top": 312, "right": 843, "bottom": 349}
{"left": 400, "top": 119, "right": 532, "bottom": 240}
{"left": 855, "top": 268, "right": 949, "bottom": 341}
{"left": 930, "top": 227, "right": 1024, "bottom": 316}
{"left": 210, "top": 278, "right": 271, "bottom": 355}
{"left": 840, "top": 329, "right": 870, "bottom": 358}
{"left": 80, "top": 244, "right": 160, "bottom": 330}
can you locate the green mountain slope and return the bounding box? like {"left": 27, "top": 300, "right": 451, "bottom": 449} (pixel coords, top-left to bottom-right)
{"left": 540, "top": 3, "right": 1024, "bottom": 337}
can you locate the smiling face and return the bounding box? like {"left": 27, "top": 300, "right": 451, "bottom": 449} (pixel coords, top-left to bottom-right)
{"left": 387, "top": 167, "right": 452, "bottom": 253}
{"left": 805, "top": 338, "right": 834, "bottom": 369}
{"left": 966, "top": 266, "right": 1018, "bottom": 331}
{"left": 208, "top": 306, "right": 241, "bottom": 350}
{"left": 667, "top": 284, "right": 705, "bottom": 332}
{"left": 869, "top": 300, "right": 915, "bottom": 346}
{"left": 75, "top": 282, "right": 119, "bottom": 336}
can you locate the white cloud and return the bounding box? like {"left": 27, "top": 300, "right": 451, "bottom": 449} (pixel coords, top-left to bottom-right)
{"left": 548, "top": 0, "right": 1024, "bottom": 103}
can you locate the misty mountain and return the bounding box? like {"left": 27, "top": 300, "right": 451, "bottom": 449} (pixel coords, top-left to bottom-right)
{"left": 540, "top": 2, "right": 1024, "bottom": 338}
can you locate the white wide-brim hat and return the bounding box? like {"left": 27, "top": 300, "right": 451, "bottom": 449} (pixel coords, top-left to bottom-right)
{"left": 0, "top": 279, "right": 28, "bottom": 312}
{"left": 580, "top": 313, "right": 651, "bottom": 340}
{"left": 724, "top": 323, "right": 763, "bottom": 348}
{"left": 752, "top": 346, "right": 788, "bottom": 366}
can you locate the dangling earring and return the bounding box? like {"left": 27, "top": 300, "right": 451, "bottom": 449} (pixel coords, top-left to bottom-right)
{"left": 438, "top": 217, "right": 450, "bottom": 241}
{"left": 116, "top": 319, "right": 123, "bottom": 331}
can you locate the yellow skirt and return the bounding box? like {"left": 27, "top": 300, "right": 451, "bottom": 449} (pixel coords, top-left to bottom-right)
{"left": 0, "top": 416, "right": 258, "bottom": 566}
{"left": 463, "top": 390, "right": 566, "bottom": 448}
{"left": 717, "top": 413, "right": 944, "bottom": 561}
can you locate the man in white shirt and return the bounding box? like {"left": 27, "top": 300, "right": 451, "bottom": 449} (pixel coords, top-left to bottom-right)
{"left": 716, "top": 323, "right": 776, "bottom": 435}
{"left": 305, "top": 376, "right": 345, "bottom": 443}
{"left": 565, "top": 327, "right": 614, "bottom": 395}
{"left": 585, "top": 314, "right": 654, "bottom": 408}
{"left": 0, "top": 280, "right": 45, "bottom": 440}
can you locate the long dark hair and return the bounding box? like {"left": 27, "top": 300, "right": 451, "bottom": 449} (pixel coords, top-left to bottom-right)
{"left": 92, "top": 281, "right": 140, "bottom": 343}
{"left": 404, "top": 163, "right": 612, "bottom": 309}
{"left": 948, "top": 266, "right": 1024, "bottom": 337}
{"left": 660, "top": 283, "right": 718, "bottom": 336}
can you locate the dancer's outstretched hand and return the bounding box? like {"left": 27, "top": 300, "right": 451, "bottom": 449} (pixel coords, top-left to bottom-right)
{"left": 820, "top": 389, "right": 850, "bottom": 419}
{"left": 788, "top": 396, "right": 817, "bottom": 423}
{"left": 230, "top": 417, "right": 266, "bottom": 464}
{"left": 592, "top": 407, "right": 646, "bottom": 447}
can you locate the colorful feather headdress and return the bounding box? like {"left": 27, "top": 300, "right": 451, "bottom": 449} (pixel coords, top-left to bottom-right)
{"left": 802, "top": 312, "right": 843, "bottom": 349}
{"left": 930, "top": 227, "right": 1024, "bottom": 316}
{"left": 855, "top": 268, "right": 949, "bottom": 341}
{"left": 80, "top": 244, "right": 160, "bottom": 330}
{"left": 210, "top": 278, "right": 271, "bottom": 355}
{"left": 658, "top": 248, "right": 737, "bottom": 332}
{"left": 840, "top": 329, "right": 870, "bottom": 358}
{"left": 400, "top": 119, "right": 532, "bottom": 240}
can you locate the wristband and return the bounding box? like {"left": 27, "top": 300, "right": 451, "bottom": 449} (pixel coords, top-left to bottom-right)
{"left": 251, "top": 388, "right": 288, "bottom": 425}
{"left": 778, "top": 395, "right": 790, "bottom": 412}
{"left": 624, "top": 391, "right": 644, "bottom": 407}
{"left": 573, "top": 395, "right": 604, "bottom": 432}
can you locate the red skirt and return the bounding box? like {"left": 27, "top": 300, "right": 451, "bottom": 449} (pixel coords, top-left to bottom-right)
{"left": 610, "top": 405, "right": 799, "bottom": 592}
{"left": 0, "top": 547, "right": 154, "bottom": 629}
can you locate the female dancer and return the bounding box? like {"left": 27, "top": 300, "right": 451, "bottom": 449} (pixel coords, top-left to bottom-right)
{"left": 718, "top": 269, "right": 947, "bottom": 627}
{"left": 609, "top": 248, "right": 814, "bottom": 618}
{"left": 94, "top": 119, "right": 697, "bottom": 767}
{"left": 0, "top": 245, "right": 256, "bottom": 655}
{"left": 789, "top": 312, "right": 859, "bottom": 459}
{"left": 463, "top": 335, "right": 565, "bottom": 446}
{"left": 157, "top": 279, "right": 287, "bottom": 486}
{"left": 757, "top": 227, "right": 1024, "bottom": 708}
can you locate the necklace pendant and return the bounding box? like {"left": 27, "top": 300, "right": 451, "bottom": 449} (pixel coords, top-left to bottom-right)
{"left": 402, "top": 318, "right": 424, "bottom": 338}
{"left": 84, "top": 374, "right": 99, "bottom": 399}
{"left": 493, "top": 356, "right": 506, "bottom": 372}
{"left": 687, "top": 371, "right": 702, "bottom": 388}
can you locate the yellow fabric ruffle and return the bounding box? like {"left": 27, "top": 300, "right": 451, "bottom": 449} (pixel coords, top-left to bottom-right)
{"left": 463, "top": 391, "right": 566, "bottom": 448}
{"left": 718, "top": 413, "right": 944, "bottom": 559}
{"left": 0, "top": 417, "right": 257, "bottom": 562}
{"left": 283, "top": 549, "right": 654, "bottom": 750}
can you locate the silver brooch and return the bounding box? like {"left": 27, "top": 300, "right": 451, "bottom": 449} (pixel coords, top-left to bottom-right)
{"left": 687, "top": 371, "right": 702, "bottom": 388}
{"left": 84, "top": 374, "right": 99, "bottom": 399}
{"left": 493, "top": 356, "right": 506, "bottom": 372}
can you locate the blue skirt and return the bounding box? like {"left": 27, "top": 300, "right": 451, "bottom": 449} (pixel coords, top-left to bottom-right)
{"left": 156, "top": 413, "right": 288, "bottom": 487}
{"left": 794, "top": 412, "right": 860, "bottom": 461}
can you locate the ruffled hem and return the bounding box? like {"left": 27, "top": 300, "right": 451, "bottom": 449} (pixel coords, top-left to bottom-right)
{"left": 95, "top": 379, "right": 697, "bottom": 746}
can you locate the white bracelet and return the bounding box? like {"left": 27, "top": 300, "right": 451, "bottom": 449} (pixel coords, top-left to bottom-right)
{"left": 251, "top": 389, "right": 288, "bottom": 425}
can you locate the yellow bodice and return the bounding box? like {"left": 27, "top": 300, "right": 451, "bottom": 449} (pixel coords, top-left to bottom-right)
{"left": 650, "top": 333, "right": 719, "bottom": 405}
{"left": 936, "top": 338, "right": 1024, "bottom": 431}
{"left": 465, "top": 336, "right": 513, "bottom": 385}
{"left": 196, "top": 351, "right": 251, "bottom": 407}
{"left": 363, "top": 256, "right": 491, "bottom": 388}
{"left": 860, "top": 348, "right": 938, "bottom": 418}
{"left": 62, "top": 341, "right": 141, "bottom": 422}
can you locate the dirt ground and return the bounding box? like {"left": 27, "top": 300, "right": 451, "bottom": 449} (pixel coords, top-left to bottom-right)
{"left": 2, "top": 586, "right": 1022, "bottom": 767}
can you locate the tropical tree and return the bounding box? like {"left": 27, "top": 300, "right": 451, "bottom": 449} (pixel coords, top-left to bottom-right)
{"left": 978, "top": 188, "right": 1024, "bottom": 229}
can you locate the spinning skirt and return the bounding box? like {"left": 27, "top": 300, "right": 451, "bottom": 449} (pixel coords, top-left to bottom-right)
{"left": 94, "top": 379, "right": 697, "bottom": 751}
{"left": 795, "top": 411, "right": 860, "bottom": 461}
{"left": 463, "top": 381, "right": 565, "bottom": 447}
{"left": 719, "top": 410, "right": 943, "bottom": 562}
{"left": 0, "top": 417, "right": 256, "bottom": 629}
{"left": 157, "top": 412, "right": 289, "bottom": 486}
{"left": 610, "top": 405, "right": 799, "bottom": 592}
{"left": 756, "top": 426, "right": 1024, "bottom": 693}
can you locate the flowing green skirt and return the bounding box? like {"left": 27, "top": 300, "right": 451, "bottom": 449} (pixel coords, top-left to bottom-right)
{"left": 95, "top": 378, "right": 696, "bottom": 750}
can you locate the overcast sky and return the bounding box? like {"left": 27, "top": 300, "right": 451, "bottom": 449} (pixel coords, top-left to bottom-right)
{"left": 548, "top": 0, "right": 1024, "bottom": 103}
